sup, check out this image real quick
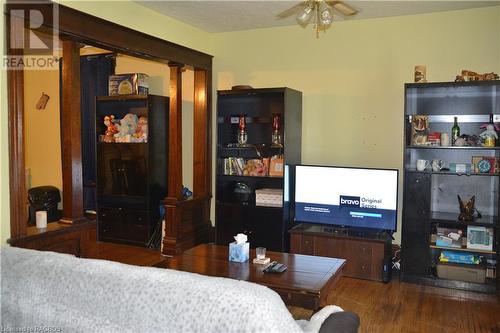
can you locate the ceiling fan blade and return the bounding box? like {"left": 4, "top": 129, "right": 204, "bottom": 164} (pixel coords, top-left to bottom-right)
{"left": 276, "top": 2, "right": 307, "bottom": 18}
{"left": 326, "top": 1, "right": 358, "bottom": 16}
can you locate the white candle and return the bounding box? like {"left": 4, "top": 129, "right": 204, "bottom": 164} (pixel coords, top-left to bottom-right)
{"left": 36, "top": 211, "right": 47, "bottom": 229}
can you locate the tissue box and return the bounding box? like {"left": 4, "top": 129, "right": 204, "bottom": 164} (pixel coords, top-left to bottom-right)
{"left": 228, "top": 242, "right": 249, "bottom": 262}
{"left": 109, "top": 73, "right": 149, "bottom": 96}
{"left": 255, "top": 188, "right": 283, "bottom": 207}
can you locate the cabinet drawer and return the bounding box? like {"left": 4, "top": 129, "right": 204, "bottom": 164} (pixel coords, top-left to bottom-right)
{"left": 98, "top": 207, "right": 149, "bottom": 244}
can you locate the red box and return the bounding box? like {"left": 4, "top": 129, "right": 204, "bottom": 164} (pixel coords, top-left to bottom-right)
{"left": 427, "top": 132, "right": 441, "bottom": 146}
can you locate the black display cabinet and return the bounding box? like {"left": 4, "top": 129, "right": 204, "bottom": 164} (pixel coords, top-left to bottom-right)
{"left": 215, "top": 87, "right": 302, "bottom": 252}
{"left": 95, "top": 94, "right": 168, "bottom": 246}
{"left": 401, "top": 81, "right": 500, "bottom": 293}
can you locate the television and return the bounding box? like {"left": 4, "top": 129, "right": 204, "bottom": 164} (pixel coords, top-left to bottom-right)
{"left": 293, "top": 165, "right": 398, "bottom": 232}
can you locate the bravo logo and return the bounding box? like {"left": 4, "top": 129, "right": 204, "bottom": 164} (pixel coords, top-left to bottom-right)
{"left": 339, "top": 195, "right": 360, "bottom": 208}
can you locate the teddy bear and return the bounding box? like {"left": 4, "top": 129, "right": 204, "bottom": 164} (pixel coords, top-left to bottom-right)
{"left": 114, "top": 113, "right": 138, "bottom": 142}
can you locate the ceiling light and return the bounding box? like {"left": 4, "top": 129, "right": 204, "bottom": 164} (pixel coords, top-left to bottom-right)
{"left": 296, "top": 3, "right": 313, "bottom": 24}
{"left": 320, "top": 7, "right": 332, "bottom": 26}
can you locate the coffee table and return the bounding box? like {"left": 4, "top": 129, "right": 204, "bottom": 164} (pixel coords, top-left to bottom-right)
{"left": 154, "top": 243, "right": 345, "bottom": 310}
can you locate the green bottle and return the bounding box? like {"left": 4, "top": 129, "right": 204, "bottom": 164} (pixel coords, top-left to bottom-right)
{"left": 452, "top": 116, "right": 460, "bottom": 145}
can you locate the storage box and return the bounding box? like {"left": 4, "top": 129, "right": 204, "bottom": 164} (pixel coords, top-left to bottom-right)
{"left": 255, "top": 188, "right": 283, "bottom": 207}
{"left": 109, "top": 73, "right": 149, "bottom": 96}
{"left": 437, "top": 263, "right": 486, "bottom": 284}
{"left": 228, "top": 242, "right": 249, "bottom": 262}
{"left": 436, "top": 227, "right": 463, "bottom": 248}
{"left": 467, "top": 226, "right": 494, "bottom": 251}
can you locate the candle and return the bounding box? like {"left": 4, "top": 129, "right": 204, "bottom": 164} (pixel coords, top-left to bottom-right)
{"left": 36, "top": 211, "right": 47, "bottom": 229}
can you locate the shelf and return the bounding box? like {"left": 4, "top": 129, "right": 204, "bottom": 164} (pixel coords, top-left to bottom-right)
{"left": 406, "top": 145, "right": 500, "bottom": 150}
{"left": 429, "top": 243, "right": 496, "bottom": 255}
{"left": 407, "top": 114, "right": 500, "bottom": 123}
{"left": 401, "top": 273, "right": 497, "bottom": 294}
{"left": 405, "top": 80, "right": 500, "bottom": 89}
{"left": 431, "top": 211, "right": 497, "bottom": 227}
{"left": 406, "top": 169, "right": 499, "bottom": 177}
{"left": 98, "top": 142, "right": 147, "bottom": 145}
{"left": 218, "top": 175, "right": 283, "bottom": 182}
{"left": 218, "top": 145, "right": 283, "bottom": 158}
{"left": 96, "top": 94, "right": 148, "bottom": 101}
{"left": 216, "top": 202, "right": 282, "bottom": 210}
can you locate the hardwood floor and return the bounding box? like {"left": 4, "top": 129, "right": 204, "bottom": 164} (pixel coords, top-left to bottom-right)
{"left": 87, "top": 241, "right": 500, "bottom": 333}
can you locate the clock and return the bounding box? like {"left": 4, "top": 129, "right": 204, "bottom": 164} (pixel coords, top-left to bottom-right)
{"left": 477, "top": 159, "right": 491, "bottom": 173}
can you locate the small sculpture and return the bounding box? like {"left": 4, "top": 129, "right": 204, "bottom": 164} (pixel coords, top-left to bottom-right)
{"left": 134, "top": 116, "right": 148, "bottom": 142}
{"left": 455, "top": 70, "right": 499, "bottom": 82}
{"left": 114, "top": 113, "right": 138, "bottom": 142}
{"left": 458, "top": 195, "right": 475, "bottom": 221}
{"left": 411, "top": 115, "right": 429, "bottom": 145}
{"left": 479, "top": 124, "right": 498, "bottom": 147}
{"left": 103, "top": 115, "right": 118, "bottom": 142}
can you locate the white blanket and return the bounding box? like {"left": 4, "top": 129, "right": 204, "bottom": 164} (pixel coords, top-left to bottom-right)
{"left": 1, "top": 246, "right": 341, "bottom": 333}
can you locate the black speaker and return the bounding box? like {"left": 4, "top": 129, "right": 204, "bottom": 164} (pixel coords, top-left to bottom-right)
{"left": 382, "top": 256, "right": 392, "bottom": 283}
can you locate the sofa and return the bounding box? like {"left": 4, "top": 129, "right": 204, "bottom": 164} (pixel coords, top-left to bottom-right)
{"left": 1, "top": 246, "right": 359, "bottom": 332}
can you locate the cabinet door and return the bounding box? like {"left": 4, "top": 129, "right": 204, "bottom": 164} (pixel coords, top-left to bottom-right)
{"left": 251, "top": 207, "right": 284, "bottom": 251}
{"left": 215, "top": 204, "right": 249, "bottom": 245}
{"left": 402, "top": 172, "right": 431, "bottom": 276}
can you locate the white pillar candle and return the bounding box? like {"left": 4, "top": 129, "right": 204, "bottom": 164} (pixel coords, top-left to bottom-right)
{"left": 36, "top": 211, "right": 47, "bottom": 229}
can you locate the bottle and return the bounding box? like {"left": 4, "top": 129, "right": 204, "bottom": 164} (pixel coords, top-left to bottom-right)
{"left": 451, "top": 116, "right": 460, "bottom": 145}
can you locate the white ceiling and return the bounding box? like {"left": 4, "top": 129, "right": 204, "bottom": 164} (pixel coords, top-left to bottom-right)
{"left": 136, "top": 1, "right": 499, "bottom": 33}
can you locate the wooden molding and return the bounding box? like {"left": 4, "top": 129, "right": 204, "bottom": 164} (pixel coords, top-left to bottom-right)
{"left": 193, "top": 69, "right": 209, "bottom": 197}
{"left": 168, "top": 63, "right": 184, "bottom": 200}
{"left": 60, "top": 40, "right": 84, "bottom": 223}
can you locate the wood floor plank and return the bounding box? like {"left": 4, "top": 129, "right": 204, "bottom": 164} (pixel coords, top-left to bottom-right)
{"left": 86, "top": 241, "right": 500, "bottom": 332}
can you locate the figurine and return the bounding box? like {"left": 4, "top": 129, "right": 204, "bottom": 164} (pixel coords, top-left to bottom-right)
{"left": 103, "top": 115, "right": 118, "bottom": 142}
{"left": 411, "top": 115, "right": 429, "bottom": 145}
{"left": 455, "top": 70, "right": 499, "bottom": 82}
{"left": 458, "top": 195, "right": 475, "bottom": 221}
{"left": 134, "top": 116, "right": 148, "bottom": 142}
{"left": 114, "top": 113, "right": 138, "bottom": 142}
{"left": 480, "top": 124, "right": 498, "bottom": 147}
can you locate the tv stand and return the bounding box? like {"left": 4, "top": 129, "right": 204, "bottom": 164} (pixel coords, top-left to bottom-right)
{"left": 289, "top": 223, "right": 392, "bottom": 282}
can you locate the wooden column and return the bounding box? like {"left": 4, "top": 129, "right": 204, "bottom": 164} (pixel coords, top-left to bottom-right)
{"left": 7, "top": 10, "right": 27, "bottom": 238}
{"left": 60, "top": 40, "right": 85, "bottom": 224}
{"left": 193, "top": 68, "right": 210, "bottom": 196}
{"left": 167, "top": 62, "right": 184, "bottom": 200}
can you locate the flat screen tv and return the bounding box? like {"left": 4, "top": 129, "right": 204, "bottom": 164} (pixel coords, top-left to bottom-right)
{"left": 294, "top": 165, "right": 398, "bottom": 232}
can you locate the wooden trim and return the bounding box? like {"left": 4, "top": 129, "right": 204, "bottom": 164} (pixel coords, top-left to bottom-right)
{"left": 6, "top": 7, "right": 27, "bottom": 239}
{"left": 6, "top": 1, "right": 213, "bottom": 248}
{"left": 193, "top": 69, "right": 208, "bottom": 196}
{"left": 167, "top": 63, "right": 184, "bottom": 201}
{"left": 5, "top": 2, "right": 213, "bottom": 70}
{"left": 60, "top": 40, "right": 84, "bottom": 223}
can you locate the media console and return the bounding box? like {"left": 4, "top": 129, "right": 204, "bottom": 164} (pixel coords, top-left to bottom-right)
{"left": 289, "top": 223, "right": 392, "bottom": 282}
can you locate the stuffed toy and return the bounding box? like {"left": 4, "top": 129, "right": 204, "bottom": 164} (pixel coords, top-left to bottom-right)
{"left": 103, "top": 115, "right": 118, "bottom": 142}
{"left": 114, "top": 113, "right": 138, "bottom": 142}
{"left": 134, "top": 116, "right": 148, "bottom": 142}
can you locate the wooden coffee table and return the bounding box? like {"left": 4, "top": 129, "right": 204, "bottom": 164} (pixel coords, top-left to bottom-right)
{"left": 155, "top": 243, "right": 345, "bottom": 310}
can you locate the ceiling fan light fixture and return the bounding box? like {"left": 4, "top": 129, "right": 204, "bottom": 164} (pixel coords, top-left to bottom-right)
{"left": 320, "top": 7, "right": 332, "bottom": 26}
{"left": 296, "top": 3, "right": 313, "bottom": 24}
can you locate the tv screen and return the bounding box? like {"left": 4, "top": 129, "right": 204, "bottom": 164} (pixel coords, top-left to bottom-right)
{"left": 294, "top": 165, "right": 398, "bottom": 232}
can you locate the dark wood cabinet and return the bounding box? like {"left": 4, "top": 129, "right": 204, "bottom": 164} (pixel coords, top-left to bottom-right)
{"left": 290, "top": 224, "right": 391, "bottom": 281}
{"left": 215, "top": 88, "right": 302, "bottom": 252}
{"left": 401, "top": 81, "right": 500, "bottom": 293}
{"left": 96, "top": 94, "right": 168, "bottom": 246}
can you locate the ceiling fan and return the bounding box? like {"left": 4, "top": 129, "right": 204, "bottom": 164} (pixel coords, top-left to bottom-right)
{"left": 277, "top": 0, "right": 358, "bottom": 38}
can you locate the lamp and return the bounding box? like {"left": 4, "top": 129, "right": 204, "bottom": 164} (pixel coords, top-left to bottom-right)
{"left": 297, "top": 2, "right": 313, "bottom": 24}
{"left": 296, "top": 0, "right": 335, "bottom": 38}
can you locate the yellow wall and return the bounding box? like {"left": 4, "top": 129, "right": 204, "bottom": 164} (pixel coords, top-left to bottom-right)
{"left": 213, "top": 6, "right": 500, "bottom": 242}
{"left": 2, "top": 2, "right": 499, "bottom": 244}
{"left": 24, "top": 70, "right": 62, "bottom": 192}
